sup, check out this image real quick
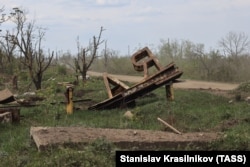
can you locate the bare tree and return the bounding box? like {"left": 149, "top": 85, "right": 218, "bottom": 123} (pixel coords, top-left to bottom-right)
{"left": 193, "top": 44, "right": 208, "bottom": 77}
{"left": 0, "top": 7, "right": 4, "bottom": 25}
{"left": 0, "top": 6, "right": 8, "bottom": 26}
{"left": 103, "top": 40, "right": 108, "bottom": 72}
{"left": 219, "top": 31, "right": 250, "bottom": 57}
{"left": 1, "top": 6, "right": 19, "bottom": 23}
{"left": 0, "top": 7, "right": 19, "bottom": 90}
{"left": 75, "top": 27, "right": 105, "bottom": 82}
{"left": 8, "top": 8, "right": 53, "bottom": 90}
{"left": 0, "top": 31, "right": 16, "bottom": 63}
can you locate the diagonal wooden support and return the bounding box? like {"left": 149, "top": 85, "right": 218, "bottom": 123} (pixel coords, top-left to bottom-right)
{"left": 89, "top": 47, "right": 183, "bottom": 110}
{"left": 103, "top": 73, "right": 130, "bottom": 99}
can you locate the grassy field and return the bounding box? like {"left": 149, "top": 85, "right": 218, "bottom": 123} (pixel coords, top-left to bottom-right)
{"left": 0, "top": 77, "right": 250, "bottom": 166}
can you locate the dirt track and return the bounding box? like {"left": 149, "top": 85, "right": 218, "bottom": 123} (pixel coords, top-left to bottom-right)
{"left": 87, "top": 71, "right": 238, "bottom": 90}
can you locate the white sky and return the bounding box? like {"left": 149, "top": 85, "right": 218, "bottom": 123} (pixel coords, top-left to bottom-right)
{"left": 1, "top": 0, "right": 250, "bottom": 55}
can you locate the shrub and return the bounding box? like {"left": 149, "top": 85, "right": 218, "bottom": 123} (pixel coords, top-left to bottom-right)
{"left": 57, "top": 65, "right": 67, "bottom": 75}
{"left": 236, "top": 80, "right": 250, "bottom": 92}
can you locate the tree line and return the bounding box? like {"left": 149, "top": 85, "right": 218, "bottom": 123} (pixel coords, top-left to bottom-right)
{"left": 88, "top": 32, "right": 250, "bottom": 83}
{"left": 157, "top": 34, "right": 250, "bottom": 82}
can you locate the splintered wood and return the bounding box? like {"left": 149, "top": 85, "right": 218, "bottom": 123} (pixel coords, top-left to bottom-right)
{"left": 30, "top": 127, "right": 220, "bottom": 151}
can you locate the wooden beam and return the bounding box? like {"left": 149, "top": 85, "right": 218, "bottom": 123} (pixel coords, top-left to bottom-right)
{"left": 157, "top": 117, "right": 182, "bottom": 135}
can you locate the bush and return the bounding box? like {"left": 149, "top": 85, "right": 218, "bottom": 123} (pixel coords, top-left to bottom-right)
{"left": 57, "top": 65, "right": 67, "bottom": 75}
{"left": 236, "top": 80, "right": 250, "bottom": 92}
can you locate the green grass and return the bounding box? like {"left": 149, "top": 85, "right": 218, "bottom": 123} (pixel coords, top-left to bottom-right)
{"left": 0, "top": 77, "right": 250, "bottom": 166}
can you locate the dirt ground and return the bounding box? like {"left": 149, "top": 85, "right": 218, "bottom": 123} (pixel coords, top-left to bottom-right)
{"left": 87, "top": 71, "right": 239, "bottom": 90}
{"left": 31, "top": 72, "right": 239, "bottom": 150}
{"left": 30, "top": 127, "right": 221, "bottom": 151}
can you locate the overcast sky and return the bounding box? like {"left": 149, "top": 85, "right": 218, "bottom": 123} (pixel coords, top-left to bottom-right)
{"left": 1, "top": 0, "right": 250, "bottom": 55}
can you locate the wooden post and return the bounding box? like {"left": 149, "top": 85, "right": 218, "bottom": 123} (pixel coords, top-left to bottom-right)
{"left": 65, "top": 86, "right": 74, "bottom": 114}
{"left": 165, "top": 83, "right": 174, "bottom": 101}
{"left": 165, "top": 83, "right": 174, "bottom": 124}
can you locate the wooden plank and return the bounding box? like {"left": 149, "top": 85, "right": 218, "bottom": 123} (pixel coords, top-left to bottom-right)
{"left": 157, "top": 117, "right": 182, "bottom": 134}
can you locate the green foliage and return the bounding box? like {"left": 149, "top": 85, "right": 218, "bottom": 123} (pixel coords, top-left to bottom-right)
{"left": 19, "top": 71, "right": 29, "bottom": 81}
{"left": 236, "top": 80, "right": 250, "bottom": 92}
{"left": 57, "top": 65, "right": 67, "bottom": 75}
{"left": 158, "top": 39, "right": 250, "bottom": 82}
{"left": 91, "top": 56, "right": 137, "bottom": 75}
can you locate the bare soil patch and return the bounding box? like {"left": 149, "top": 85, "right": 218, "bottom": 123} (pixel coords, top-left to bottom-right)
{"left": 30, "top": 127, "right": 220, "bottom": 151}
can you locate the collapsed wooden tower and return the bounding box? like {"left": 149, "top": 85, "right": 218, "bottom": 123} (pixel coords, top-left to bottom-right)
{"left": 88, "top": 47, "right": 183, "bottom": 110}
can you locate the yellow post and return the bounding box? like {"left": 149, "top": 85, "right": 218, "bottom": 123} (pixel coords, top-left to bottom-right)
{"left": 66, "top": 86, "right": 74, "bottom": 114}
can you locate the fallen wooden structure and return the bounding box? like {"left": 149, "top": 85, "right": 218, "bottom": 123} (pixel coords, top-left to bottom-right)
{"left": 0, "top": 88, "right": 21, "bottom": 123}
{"left": 0, "top": 85, "right": 93, "bottom": 123}
{"left": 89, "top": 47, "right": 183, "bottom": 110}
